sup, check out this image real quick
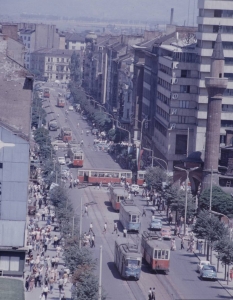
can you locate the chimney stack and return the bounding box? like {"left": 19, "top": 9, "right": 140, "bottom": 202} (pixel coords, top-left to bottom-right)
{"left": 170, "top": 8, "right": 174, "bottom": 25}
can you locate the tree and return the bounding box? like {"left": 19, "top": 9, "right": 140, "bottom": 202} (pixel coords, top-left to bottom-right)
{"left": 70, "top": 52, "right": 82, "bottom": 86}
{"left": 193, "top": 210, "right": 228, "bottom": 260}
{"left": 214, "top": 239, "right": 233, "bottom": 281}
{"left": 144, "top": 167, "right": 166, "bottom": 192}
{"left": 199, "top": 186, "right": 233, "bottom": 217}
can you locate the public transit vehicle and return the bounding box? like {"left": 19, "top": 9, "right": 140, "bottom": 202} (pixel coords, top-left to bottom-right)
{"left": 137, "top": 170, "right": 146, "bottom": 186}
{"left": 141, "top": 231, "right": 170, "bottom": 273}
{"left": 68, "top": 147, "right": 84, "bottom": 167}
{"left": 119, "top": 200, "right": 141, "bottom": 232}
{"left": 114, "top": 237, "right": 142, "bottom": 280}
{"left": 109, "top": 187, "right": 126, "bottom": 211}
{"left": 61, "top": 127, "right": 72, "bottom": 142}
{"left": 77, "top": 169, "right": 132, "bottom": 185}
{"left": 43, "top": 88, "right": 50, "bottom": 98}
{"left": 57, "top": 95, "right": 65, "bottom": 107}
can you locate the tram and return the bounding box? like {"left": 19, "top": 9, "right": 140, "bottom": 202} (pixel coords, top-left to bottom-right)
{"left": 119, "top": 200, "right": 141, "bottom": 232}
{"left": 43, "top": 88, "right": 50, "bottom": 98}
{"left": 68, "top": 147, "right": 84, "bottom": 167}
{"left": 114, "top": 237, "right": 142, "bottom": 280}
{"left": 57, "top": 95, "right": 65, "bottom": 107}
{"left": 137, "top": 170, "right": 146, "bottom": 186}
{"left": 61, "top": 127, "right": 72, "bottom": 142}
{"left": 109, "top": 187, "right": 126, "bottom": 211}
{"left": 77, "top": 169, "right": 132, "bottom": 185}
{"left": 141, "top": 231, "right": 170, "bottom": 273}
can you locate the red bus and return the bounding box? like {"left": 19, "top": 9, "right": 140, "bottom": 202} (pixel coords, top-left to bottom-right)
{"left": 77, "top": 169, "right": 132, "bottom": 185}
{"left": 141, "top": 231, "right": 170, "bottom": 273}
{"left": 109, "top": 187, "right": 126, "bottom": 211}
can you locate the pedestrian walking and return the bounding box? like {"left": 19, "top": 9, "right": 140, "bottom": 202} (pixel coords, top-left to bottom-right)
{"left": 181, "top": 237, "right": 184, "bottom": 250}
{"left": 91, "top": 234, "right": 95, "bottom": 248}
{"left": 142, "top": 207, "right": 146, "bottom": 217}
{"left": 88, "top": 222, "right": 94, "bottom": 234}
{"left": 58, "top": 278, "right": 64, "bottom": 293}
{"left": 103, "top": 222, "right": 107, "bottom": 234}
{"left": 171, "top": 238, "right": 176, "bottom": 251}
{"left": 148, "top": 287, "right": 152, "bottom": 300}
{"left": 198, "top": 241, "right": 203, "bottom": 254}
{"left": 83, "top": 205, "right": 88, "bottom": 216}
{"left": 25, "top": 275, "right": 30, "bottom": 291}
{"left": 42, "top": 285, "right": 49, "bottom": 300}
{"left": 152, "top": 288, "right": 156, "bottom": 300}
{"left": 112, "top": 222, "right": 118, "bottom": 234}
{"left": 123, "top": 228, "right": 127, "bottom": 238}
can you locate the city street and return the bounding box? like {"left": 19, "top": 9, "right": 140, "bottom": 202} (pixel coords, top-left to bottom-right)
{"left": 44, "top": 82, "right": 231, "bottom": 300}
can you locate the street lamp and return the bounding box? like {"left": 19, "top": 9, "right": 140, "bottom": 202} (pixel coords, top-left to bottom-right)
{"left": 174, "top": 166, "right": 200, "bottom": 236}
{"left": 108, "top": 115, "right": 131, "bottom": 144}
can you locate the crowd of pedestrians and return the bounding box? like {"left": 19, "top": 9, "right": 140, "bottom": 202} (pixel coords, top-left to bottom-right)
{"left": 26, "top": 182, "right": 70, "bottom": 300}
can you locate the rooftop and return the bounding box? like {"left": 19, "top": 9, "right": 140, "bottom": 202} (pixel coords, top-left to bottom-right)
{"left": 65, "top": 32, "right": 85, "bottom": 43}
{"left": 32, "top": 48, "right": 78, "bottom": 56}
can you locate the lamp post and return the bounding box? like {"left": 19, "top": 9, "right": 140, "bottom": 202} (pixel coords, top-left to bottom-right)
{"left": 174, "top": 166, "right": 200, "bottom": 236}
{"left": 108, "top": 115, "right": 131, "bottom": 144}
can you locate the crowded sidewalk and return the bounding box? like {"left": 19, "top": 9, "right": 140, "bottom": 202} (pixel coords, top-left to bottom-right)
{"left": 25, "top": 182, "right": 72, "bottom": 300}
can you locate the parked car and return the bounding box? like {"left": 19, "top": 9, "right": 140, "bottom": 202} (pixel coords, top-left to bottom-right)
{"left": 197, "top": 260, "right": 210, "bottom": 273}
{"left": 200, "top": 265, "right": 217, "bottom": 280}
{"left": 58, "top": 157, "right": 66, "bottom": 165}
{"left": 51, "top": 140, "right": 67, "bottom": 148}
{"left": 150, "top": 216, "right": 162, "bottom": 230}
{"left": 161, "top": 227, "right": 172, "bottom": 239}
{"left": 68, "top": 106, "right": 74, "bottom": 111}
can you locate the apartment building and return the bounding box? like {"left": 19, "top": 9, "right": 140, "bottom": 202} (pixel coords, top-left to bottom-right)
{"left": 31, "top": 49, "right": 76, "bottom": 82}
{"left": 196, "top": 0, "right": 233, "bottom": 152}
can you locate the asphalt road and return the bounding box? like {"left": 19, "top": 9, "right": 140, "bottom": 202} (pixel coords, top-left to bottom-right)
{"left": 42, "top": 82, "right": 231, "bottom": 300}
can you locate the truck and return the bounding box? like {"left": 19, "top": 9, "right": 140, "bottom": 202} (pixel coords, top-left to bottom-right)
{"left": 61, "top": 127, "right": 72, "bottom": 142}
{"left": 57, "top": 95, "right": 65, "bottom": 107}
{"left": 44, "top": 88, "right": 50, "bottom": 98}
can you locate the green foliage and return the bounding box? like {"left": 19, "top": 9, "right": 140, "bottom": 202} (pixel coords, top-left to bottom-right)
{"left": 214, "top": 239, "right": 233, "bottom": 266}
{"left": 144, "top": 167, "right": 166, "bottom": 192}
{"left": 33, "top": 127, "right": 53, "bottom": 159}
{"left": 199, "top": 186, "right": 233, "bottom": 217}
{"left": 193, "top": 210, "right": 228, "bottom": 244}
{"left": 70, "top": 52, "right": 82, "bottom": 86}
{"left": 170, "top": 189, "right": 196, "bottom": 219}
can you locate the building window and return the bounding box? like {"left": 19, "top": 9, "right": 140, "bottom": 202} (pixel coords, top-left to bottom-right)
{"left": 24, "top": 36, "right": 26, "bottom": 40}
{"left": 179, "top": 101, "right": 189, "bottom": 108}
{"left": 181, "top": 70, "right": 191, "bottom": 78}
{"left": 0, "top": 256, "right": 19, "bottom": 271}
{"left": 67, "top": 58, "right": 69, "bottom": 63}
{"left": 175, "top": 135, "right": 187, "bottom": 155}
{"left": 180, "top": 85, "right": 190, "bottom": 93}
{"left": 51, "top": 58, "right": 53, "bottom": 62}
{"left": 178, "top": 116, "right": 187, "bottom": 123}
{"left": 48, "top": 58, "right": 50, "bottom": 62}
{"left": 61, "top": 58, "right": 64, "bottom": 63}
{"left": 57, "top": 58, "right": 59, "bottom": 62}
{"left": 27, "top": 44, "right": 30, "bottom": 48}
{"left": 28, "top": 36, "right": 30, "bottom": 41}
{"left": 56, "top": 75, "right": 58, "bottom": 79}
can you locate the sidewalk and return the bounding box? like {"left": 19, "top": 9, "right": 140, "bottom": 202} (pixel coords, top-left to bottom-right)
{"left": 24, "top": 205, "right": 72, "bottom": 300}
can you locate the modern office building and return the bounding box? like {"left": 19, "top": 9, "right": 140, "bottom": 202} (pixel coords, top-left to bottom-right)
{"left": 196, "top": 0, "right": 233, "bottom": 152}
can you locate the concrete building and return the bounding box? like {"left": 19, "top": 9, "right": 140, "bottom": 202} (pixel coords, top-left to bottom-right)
{"left": 65, "top": 33, "right": 86, "bottom": 51}
{"left": 202, "top": 32, "right": 228, "bottom": 190}
{"left": 196, "top": 0, "right": 233, "bottom": 153}
{"left": 18, "top": 23, "right": 60, "bottom": 69}
{"left": 0, "top": 34, "right": 33, "bottom": 276}
{"left": 31, "top": 49, "right": 79, "bottom": 82}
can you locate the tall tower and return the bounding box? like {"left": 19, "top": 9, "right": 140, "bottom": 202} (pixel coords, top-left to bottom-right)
{"left": 202, "top": 32, "right": 228, "bottom": 190}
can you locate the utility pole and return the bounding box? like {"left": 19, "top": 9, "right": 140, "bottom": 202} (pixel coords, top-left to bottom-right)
{"left": 209, "top": 166, "right": 213, "bottom": 213}
{"left": 187, "top": 128, "right": 189, "bottom": 158}
{"left": 72, "top": 216, "right": 75, "bottom": 236}
{"left": 98, "top": 245, "right": 103, "bottom": 300}
{"left": 79, "top": 198, "right": 82, "bottom": 249}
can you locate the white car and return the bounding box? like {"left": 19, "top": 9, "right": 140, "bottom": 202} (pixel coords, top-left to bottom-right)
{"left": 51, "top": 140, "right": 67, "bottom": 148}
{"left": 197, "top": 260, "right": 210, "bottom": 273}
{"left": 58, "top": 157, "right": 66, "bottom": 165}
{"left": 130, "top": 184, "right": 140, "bottom": 192}
{"left": 68, "top": 106, "right": 74, "bottom": 111}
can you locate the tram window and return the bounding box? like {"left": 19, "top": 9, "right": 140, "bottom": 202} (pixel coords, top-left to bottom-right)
{"left": 132, "top": 215, "right": 137, "bottom": 222}
{"left": 119, "top": 196, "right": 124, "bottom": 201}
{"left": 78, "top": 171, "right": 84, "bottom": 176}
{"left": 127, "top": 259, "right": 139, "bottom": 266}
{"left": 126, "top": 173, "right": 131, "bottom": 178}
{"left": 113, "top": 173, "right": 119, "bottom": 178}
{"left": 99, "top": 173, "right": 104, "bottom": 177}
{"left": 161, "top": 250, "right": 165, "bottom": 259}
{"left": 138, "top": 174, "right": 144, "bottom": 179}
{"left": 157, "top": 250, "right": 161, "bottom": 259}
{"left": 154, "top": 250, "right": 158, "bottom": 259}
{"left": 165, "top": 251, "right": 169, "bottom": 259}
{"left": 91, "top": 172, "right": 97, "bottom": 177}
{"left": 137, "top": 216, "right": 140, "bottom": 222}
{"left": 121, "top": 173, "right": 126, "bottom": 178}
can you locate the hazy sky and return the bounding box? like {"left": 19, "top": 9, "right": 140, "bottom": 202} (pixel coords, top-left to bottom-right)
{"left": 2, "top": 0, "right": 198, "bottom": 24}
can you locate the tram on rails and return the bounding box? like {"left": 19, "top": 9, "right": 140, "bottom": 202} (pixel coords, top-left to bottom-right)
{"left": 137, "top": 170, "right": 146, "bottom": 186}
{"left": 77, "top": 169, "right": 132, "bottom": 185}
{"left": 119, "top": 200, "right": 141, "bottom": 232}
{"left": 61, "top": 127, "right": 72, "bottom": 142}
{"left": 141, "top": 231, "right": 170, "bottom": 273}
{"left": 68, "top": 147, "right": 84, "bottom": 167}
{"left": 109, "top": 187, "right": 126, "bottom": 211}
{"left": 114, "top": 237, "right": 142, "bottom": 280}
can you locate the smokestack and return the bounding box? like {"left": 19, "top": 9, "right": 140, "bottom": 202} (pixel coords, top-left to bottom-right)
{"left": 170, "top": 8, "right": 174, "bottom": 25}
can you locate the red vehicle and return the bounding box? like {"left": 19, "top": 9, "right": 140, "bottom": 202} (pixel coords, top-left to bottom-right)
{"left": 137, "top": 170, "right": 146, "bottom": 186}
{"left": 57, "top": 95, "right": 65, "bottom": 107}
{"left": 43, "top": 88, "right": 50, "bottom": 98}
{"left": 109, "top": 187, "right": 126, "bottom": 211}
{"left": 61, "top": 127, "right": 72, "bottom": 142}
{"left": 68, "top": 147, "right": 84, "bottom": 167}
{"left": 77, "top": 169, "right": 132, "bottom": 185}
{"left": 141, "top": 231, "right": 170, "bottom": 273}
